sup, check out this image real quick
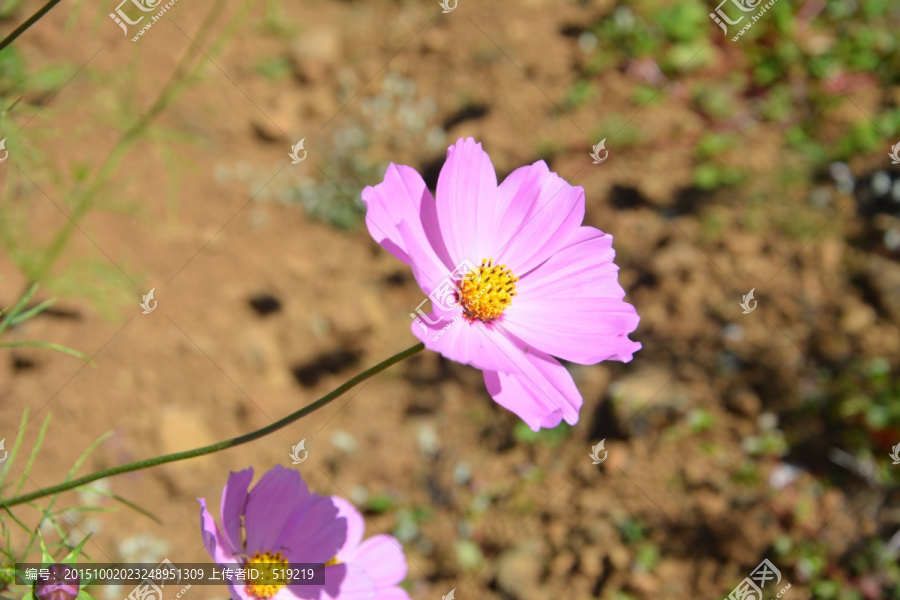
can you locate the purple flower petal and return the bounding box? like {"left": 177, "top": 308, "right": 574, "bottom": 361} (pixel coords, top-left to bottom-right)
{"left": 410, "top": 315, "right": 520, "bottom": 373}
{"left": 492, "top": 160, "right": 585, "bottom": 275}
{"left": 435, "top": 138, "right": 499, "bottom": 264}
{"left": 361, "top": 164, "right": 452, "bottom": 272}
{"left": 199, "top": 499, "right": 238, "bottom": 564}
{"left": 331, "top": 497, "right": 365, "bottom": 557}
{"left": 280, "top": 494, "right": 346, "bottom": 564}
{"left": 322, "top": 563, "right": 377, "bottom": 600}
{"left": 397, "top": 219, "right": 457, "bottom": 298}
{"left": 375, "top": 588, "right": 413, "bottom": 600}
{"left": 503, "top": 227, "right": 641, "bottom": 364}
{"left": 221, "top": 468, "right": 254, "bottom": 552}
{"left": 244, "top": 465, "right": 310, "bottom": 553}
{"left": 482, "top": 342, "right": 583, "bottom": 431}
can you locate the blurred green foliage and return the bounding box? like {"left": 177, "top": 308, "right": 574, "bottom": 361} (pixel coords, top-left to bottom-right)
{"left": 577, "top": 0, "right": 900, "bottom": 189}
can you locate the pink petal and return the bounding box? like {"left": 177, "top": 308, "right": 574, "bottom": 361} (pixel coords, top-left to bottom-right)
{"left": 397, "top": 219, "right": 460, "bottom": 299}
{"left": 322, "top": 563, "right": 378, "bottom": 600}
{"left": 492, "top": 161, "right": 585, "bottom": 275}
{"left": 315, "top": 563, "right": 348, "bottom": 600}
{"left": 482, "top": 339, "right": 583, "bottom": 431}
{"left": 199, "top": 499, "right": 238, "bottom": 563}
{"left": 345, "top": 535, "right": 407, "bottom": 588}
{"left": 361, "top": 164, "right": 452, "bottom": 270}
{"left": 503, "top": 226, "right": 641, "bottom": 364}
{"left": 409, "top": 313, "right": 522, "bottom": 373}
{"left": 375, "top": 588, "right": 413, "bottom": 600}
{"left": 331, "top": 497, "right": 366, "bottom": 557}
{"left": 227, "top": 583, "right": 254, "bottom": 600}
{"left": 435, "top": 138, "right": 499, "bottom": 264}
{"left": 220, "top": 468, "right": 254, "bottom": 552}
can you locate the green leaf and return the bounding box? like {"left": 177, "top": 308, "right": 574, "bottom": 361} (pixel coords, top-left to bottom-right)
{"left": 0, "top": 282, "right": 38, "bottom": 335}
{"left": 61, "top": 533, "right": 92, "bottom": 565}
{"left": 9, "top": 298, "right": 56, "bottom": 326}
{"left": 39, "top": 531, "right": 52, "bottom": 565}
{"left": 15, "top": 412, "right": 52, "bottom": 497}
{"left": 0, "top": 341, "right": 94, "bottom": 365}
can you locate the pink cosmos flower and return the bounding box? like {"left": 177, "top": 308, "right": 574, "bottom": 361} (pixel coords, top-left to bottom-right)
{"left": 321, "top": 497, "right": 411, "bottom": 600}
{"left": 199, "top": 465, "right": 348, "bottom": 600}
{"left": 363, "top": 137, "right": 641, "bottom": 431}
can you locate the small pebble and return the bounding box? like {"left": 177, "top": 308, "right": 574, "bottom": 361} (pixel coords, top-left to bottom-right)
{"left": 872, "top": 171, "right": 892, "bottom": 196}
{"left": 758, "top": 412, "right": 778, "bottom": 431}
{"left": 330, "top": 429, "right": 358, "bottom": 453}
{"left": 721, "top": 323, "right": 744, "bottom": 342}
{"left": 578, "top": 31, "right": 597, "bottom": 54}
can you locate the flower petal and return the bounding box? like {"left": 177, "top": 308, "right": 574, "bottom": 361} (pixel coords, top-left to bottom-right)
{"left": 397, "top": 219, "right": 458, "bottom": 299}
{"left": 226, "top": 582, "right": 253, "bottom": 600}
{"left": 221, "top": 468, "right": 254, "bottom": 553}
{"left": 281, "top": 494, "right": 346, "bottom": 565}
{"left": 344, "top": 535, "right": 407, "bottom": 589}
{"left": 321, "top": 563, "right": 378, "bottom": 600}
{"left": 361, "top": 164, "right": 452, "bottom": 270}
{"left": 199, "top": 499, "right": 238, "bottom": 564}
{"left": 245, "top": 465, "right": 310, "bottom": 553}
{"left": 410, "top": 313, "right": 521, "bottom": 373}
{"left": 482, "top": 340, "right": 583, "bottom": 431}
{"left": 375, "top": 588, "right": 413, "bottom": 600}
{"left": 492, "top": 161, "right": 585, "bottom": 275}
{"left": 503, "top": 226, "right": 641, "bottom": 364}
{"left": 435, "top": 138, "right": 499, "bottom": 264}
{"left": 331, "top": 497, "right": 366, "bottom": 558}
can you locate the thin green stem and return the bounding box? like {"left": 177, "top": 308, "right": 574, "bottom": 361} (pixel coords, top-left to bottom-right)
{"left": 0, "top": 342, "right": 424, "bottom": 509}
{"left": 0, "top": 0, "right": 63, "bottom": 54}
{"left": 36, "top": 0, "right": 232, "bottom": 278}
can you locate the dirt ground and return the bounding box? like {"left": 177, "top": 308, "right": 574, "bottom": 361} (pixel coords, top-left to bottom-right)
{"left": 1, "top": 0, "right": 900, "bottom": 599}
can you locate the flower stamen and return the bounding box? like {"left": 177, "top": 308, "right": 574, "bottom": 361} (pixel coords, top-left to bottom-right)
{"left": 245, "top": 550, "right": 289, "bottom": 599}
{"left": 458, "top": 258, "right": 518, "bottom": 322}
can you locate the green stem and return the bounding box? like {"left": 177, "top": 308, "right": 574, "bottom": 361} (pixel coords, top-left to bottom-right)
{"left": 1, "top": 342, "right": 425, "bottom": 509}
{"left": 0, "top": 0, "right": 63, "bottom": 54}
{"left": 35, "top": 0, "right": 230, "bottom": 278}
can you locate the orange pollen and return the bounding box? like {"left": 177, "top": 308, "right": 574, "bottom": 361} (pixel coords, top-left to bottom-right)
{"left": 458, "top": 258, "right": 518, "bottom": 322}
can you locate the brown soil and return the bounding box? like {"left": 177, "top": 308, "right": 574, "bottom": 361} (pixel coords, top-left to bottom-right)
{"left": 1, "top": 1, "right": 899, "bottom": 600}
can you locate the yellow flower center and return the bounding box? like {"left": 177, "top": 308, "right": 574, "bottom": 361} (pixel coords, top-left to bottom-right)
{"left": 245, "top": 551, "right": 289, "bottom": 599}
{"left": 325, "top": 556, "right": 340, "bottom": 566}
{"left": 458, "top": 259, "right": 518, "bottom": 322}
